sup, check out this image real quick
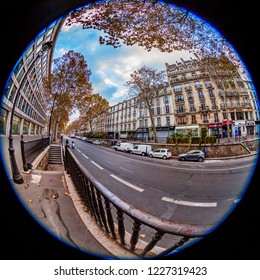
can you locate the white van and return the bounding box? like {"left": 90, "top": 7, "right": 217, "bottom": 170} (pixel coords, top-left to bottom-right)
{"left": 130, "top": 144, "right": 152, "bottom": 156}
{"left": 114, "top": 142, "right": 134, "bottom": 152}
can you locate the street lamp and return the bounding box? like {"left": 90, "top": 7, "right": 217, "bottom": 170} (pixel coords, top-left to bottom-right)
{"left": 8, "top": 41, "right": 52, "bottom": 184}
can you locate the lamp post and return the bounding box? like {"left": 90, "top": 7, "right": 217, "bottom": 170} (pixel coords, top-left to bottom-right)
{"left": 8, "top": 41, "right": 52, "bottom": 184}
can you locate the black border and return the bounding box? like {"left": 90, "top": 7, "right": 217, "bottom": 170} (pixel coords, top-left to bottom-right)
{"left": 1, "top": 0, "right": 259, "bottom": 260}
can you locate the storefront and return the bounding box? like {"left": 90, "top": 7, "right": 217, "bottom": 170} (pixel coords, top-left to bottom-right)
{"left": 222, "top": 120, "right": 233, "bottom": 138}
{"left": 232, "top": 120, "right": 246, "bottom": 137}
{"left": 208, "top": 122, "right": 222, "bottom": 138}
{"left": 175, "top": 125, "right": 199, "bottom": 137}
{"left": 246, "top": 120, "right": 255, "bottom": 135}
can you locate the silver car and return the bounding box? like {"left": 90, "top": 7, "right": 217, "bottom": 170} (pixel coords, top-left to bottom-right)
{"left": 178, "top": 150, "right": 205, "bottom": 162}
{"left": 149, "top": 149, "right": 172, "bottom": 160}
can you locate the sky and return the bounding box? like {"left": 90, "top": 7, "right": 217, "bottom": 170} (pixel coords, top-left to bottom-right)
{"left": 53, "top": 22, "right": 193, "bottom": 121}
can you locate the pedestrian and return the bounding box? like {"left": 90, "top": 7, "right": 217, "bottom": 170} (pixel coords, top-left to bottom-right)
{"left": 203, "top": 147, "right": 207, "bottom": 157}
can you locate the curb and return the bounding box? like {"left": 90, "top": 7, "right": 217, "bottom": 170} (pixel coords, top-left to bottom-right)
{"left": 64, "top": 171, "right": 140, "bottom": 259}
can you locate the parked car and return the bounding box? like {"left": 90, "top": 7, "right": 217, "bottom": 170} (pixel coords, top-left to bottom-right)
{"left": 178, "top": 150, "right": 205, "bottom": 162}
{"left": 93, "top": 139, "right": 101, "bottom": 145}
{"left": 149, "top": 148, "right": 172, "bottom": 160}
{"left": 130, "top": 144, "right": 152, "bottom": 156}
{"left": 114, "top": 142, "right": 134, "bottom": 152}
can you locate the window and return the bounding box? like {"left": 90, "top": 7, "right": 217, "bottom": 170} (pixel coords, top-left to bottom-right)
{"left": 208, "top": 89, "right": 214, "bottom": 97}
{"left": 189, "top": 103, "right": 195, "bottom": 112}
{"left": 7, "top": 85, "right": 17, "bottom": 103}
{"left": 173, "top": 85, "right": 182, "bottom": 92}
{"left": 191, "top": 115, "right": 196, "bottom": 124}
{"left": 175, "top": 94, "right": 184, "bottom": 102}
{"left": 165, "top": 105, "right": 170, "bottom": 114}
{"left": 195, "top": 82, "right": 202, "bottom": 89}
{"left": 187, "top": 92, "right": 193, "bottom": 100}
{"left": 156, "top": 107, "right": 161, "bottom": 115}
{"left": 203, "top": 114, "right": 208, "bottom": 122}
{"left": 198, "top": 91, "right": 204, "bottom": 99}
{"left": 166, "top": 116, "right": 170, "bottom": 126}
{"left": 185, "top": 84, "right": 192, "bottom": 91}
{"left": 176, "top": 104, "right": 185, "bottom": 113}
{"left": 201, "top": 102, "right": 207, "bottom": 110}
{"left": 236, "top": 112, "right": 244, "bottom": 120}
{"left": 12, "top": 115, "right": 21, "bottom": 135}
{"left": 0, "top": 107, "right": 8, "bottom": 135}
{"left": 214, "top": 113, "right": 219, "bottom": 122}
{"left": 164, "top": 96, "right": 169, "bottom": 103}
{"left": 156, "top": 117, "right": 161, "bottom": 126}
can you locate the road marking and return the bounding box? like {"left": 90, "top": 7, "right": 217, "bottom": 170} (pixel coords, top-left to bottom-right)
{"left": 162, "top": 196, "right": 217, "bottom": 207}
{"left": 120, "top": 167, "right": 134, "bottom": 173}
{"left": 82, "top": 154, "right": 89, "bottom": 159}
{"left": 110, "top": 174, "right": 144, "bottom": 192}
{"left": 91, "top": 161, "right": 104, "bottom": 170}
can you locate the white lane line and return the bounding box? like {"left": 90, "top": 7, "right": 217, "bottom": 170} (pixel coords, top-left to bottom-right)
{"left": 162, "top": 196, "right": 217, "bottom": 208}
{"left": 103, "top": 160, "right": 114, "bottom": 165}
{"left": 110, "top": 174, "right": 144, "bottom": 192}
{"left": 91, "top": 161, "right": 104, "bottom": 170}
{"left": 120, "top": 167, "right": 134, "bottom": 173}
{"left": 82, "top": 154, "right": 89, "bottom": 159}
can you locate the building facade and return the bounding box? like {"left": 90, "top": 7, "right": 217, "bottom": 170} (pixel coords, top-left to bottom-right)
{"left": 105, "top": 87, "right": 175, "bottom": 141}
{"left": 0, "top": 17, "right": 64, "bottom": 137}
{"left": 82, "top": 58, "right": 259, "bottom": 142}
{"left": 165, "top": 58, "right": 259, "bottom": 139}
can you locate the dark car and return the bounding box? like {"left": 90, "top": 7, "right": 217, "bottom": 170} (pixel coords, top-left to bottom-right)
{"left": 178, "top": 150, "right": 205, "bottom": 162}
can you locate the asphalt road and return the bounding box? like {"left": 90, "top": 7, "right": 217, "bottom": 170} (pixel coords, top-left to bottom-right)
{"left": 67, "top": 138, "right": 258, "bottom": 230}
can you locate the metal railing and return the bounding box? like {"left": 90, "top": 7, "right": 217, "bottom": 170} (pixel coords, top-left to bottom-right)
{"left": 240, "top": 137, "right": 260, "bottom": 152}
{"left": 64, "top": 143, "right": 213, "bottom": 258}
{"left": 21, "top": 135, "right": 50, "bottom": 171}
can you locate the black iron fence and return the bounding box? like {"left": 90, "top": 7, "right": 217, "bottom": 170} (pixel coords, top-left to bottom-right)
{"left": 64, "top": 142, "right": 213, "bottom": 258}
{"left": 21, "top": 135, "right": 50, "bottom": 171}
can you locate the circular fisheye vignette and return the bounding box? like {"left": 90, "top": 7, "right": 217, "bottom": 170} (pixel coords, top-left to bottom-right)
{"left": 1, "top": 0, "right": 259, "bottom": 259}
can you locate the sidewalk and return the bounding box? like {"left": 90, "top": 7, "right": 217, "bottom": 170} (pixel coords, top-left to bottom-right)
{"left": 11, "top": 145, "right": 138, "bottom": 260}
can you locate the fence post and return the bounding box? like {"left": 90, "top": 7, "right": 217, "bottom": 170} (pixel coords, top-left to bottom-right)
{"left": 20, "top": 135, "right": 28, "bottom": 171}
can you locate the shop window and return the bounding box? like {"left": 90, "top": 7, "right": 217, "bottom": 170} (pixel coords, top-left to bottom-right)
{"left": 0, "top": 108, "right": 8, "bottom": 135}
{"left": 12, "top": 115, "right": 21, "bottom": 135}
{"left": 23, "top": 120, "right": 30, "bottom": 135}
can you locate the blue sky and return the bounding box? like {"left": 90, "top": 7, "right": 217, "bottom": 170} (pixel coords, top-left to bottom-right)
{"left": 54, "top": 22, "right": 192, "bottom": 108}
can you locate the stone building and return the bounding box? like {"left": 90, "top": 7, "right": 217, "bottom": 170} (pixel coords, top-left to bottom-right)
{"left": 165, "top": 58, "right": 259, "bottom": 139}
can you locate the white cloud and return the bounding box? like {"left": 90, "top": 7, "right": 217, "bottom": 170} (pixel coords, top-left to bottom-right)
{"left": 54, "top": 24, "right": 194, "bottom": 108}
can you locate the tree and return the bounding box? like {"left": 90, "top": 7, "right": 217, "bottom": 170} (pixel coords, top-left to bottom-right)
{"left": 44, "top": 50, "right": 92, "bottom": 141}
{"left": 125, "top": 65, "right": 166, "bottom": 143}
{"left": 80, "top": 93, "right": 109, "bottom": 133}
{"left": 66, "top": 0, "right": 238, "bottom": 62}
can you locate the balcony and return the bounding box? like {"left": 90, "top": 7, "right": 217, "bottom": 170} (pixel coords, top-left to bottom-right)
{"left": 175, "top": 109, "right": 187, "bottom": 115}
{"left": 199, "top": 106, "right": 209, "bottom": 112}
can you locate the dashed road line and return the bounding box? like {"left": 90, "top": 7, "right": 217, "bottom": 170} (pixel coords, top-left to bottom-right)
{"left": 162, "top": 196, "right": 217, "bottom": 207}
{"left": 110, "top": 174, "right": 144, "bottom": 192}
{"left": 82, "top": 154, "right": 89, "bottom": 159}
{"left": 91, "top": 161, "right": 104, "bottom": 170}
{"left": 120, "top": 167, "right": 134, "bottom": 173}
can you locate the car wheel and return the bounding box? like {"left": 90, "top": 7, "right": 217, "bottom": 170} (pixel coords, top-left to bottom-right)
{"left": 180, "top": 157, "right": 185, "bottom": 161}
{"left": 141, "top": 152, "right": 145, "bottom": 156}
{"left": 163, "top": 155, "right": 167, "bottom": 160}
{"left": 149, "top": 154, "right": 153, "bottom": 158}
{"left": 198, "top": 157, "right": 204, "bottom": 162}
